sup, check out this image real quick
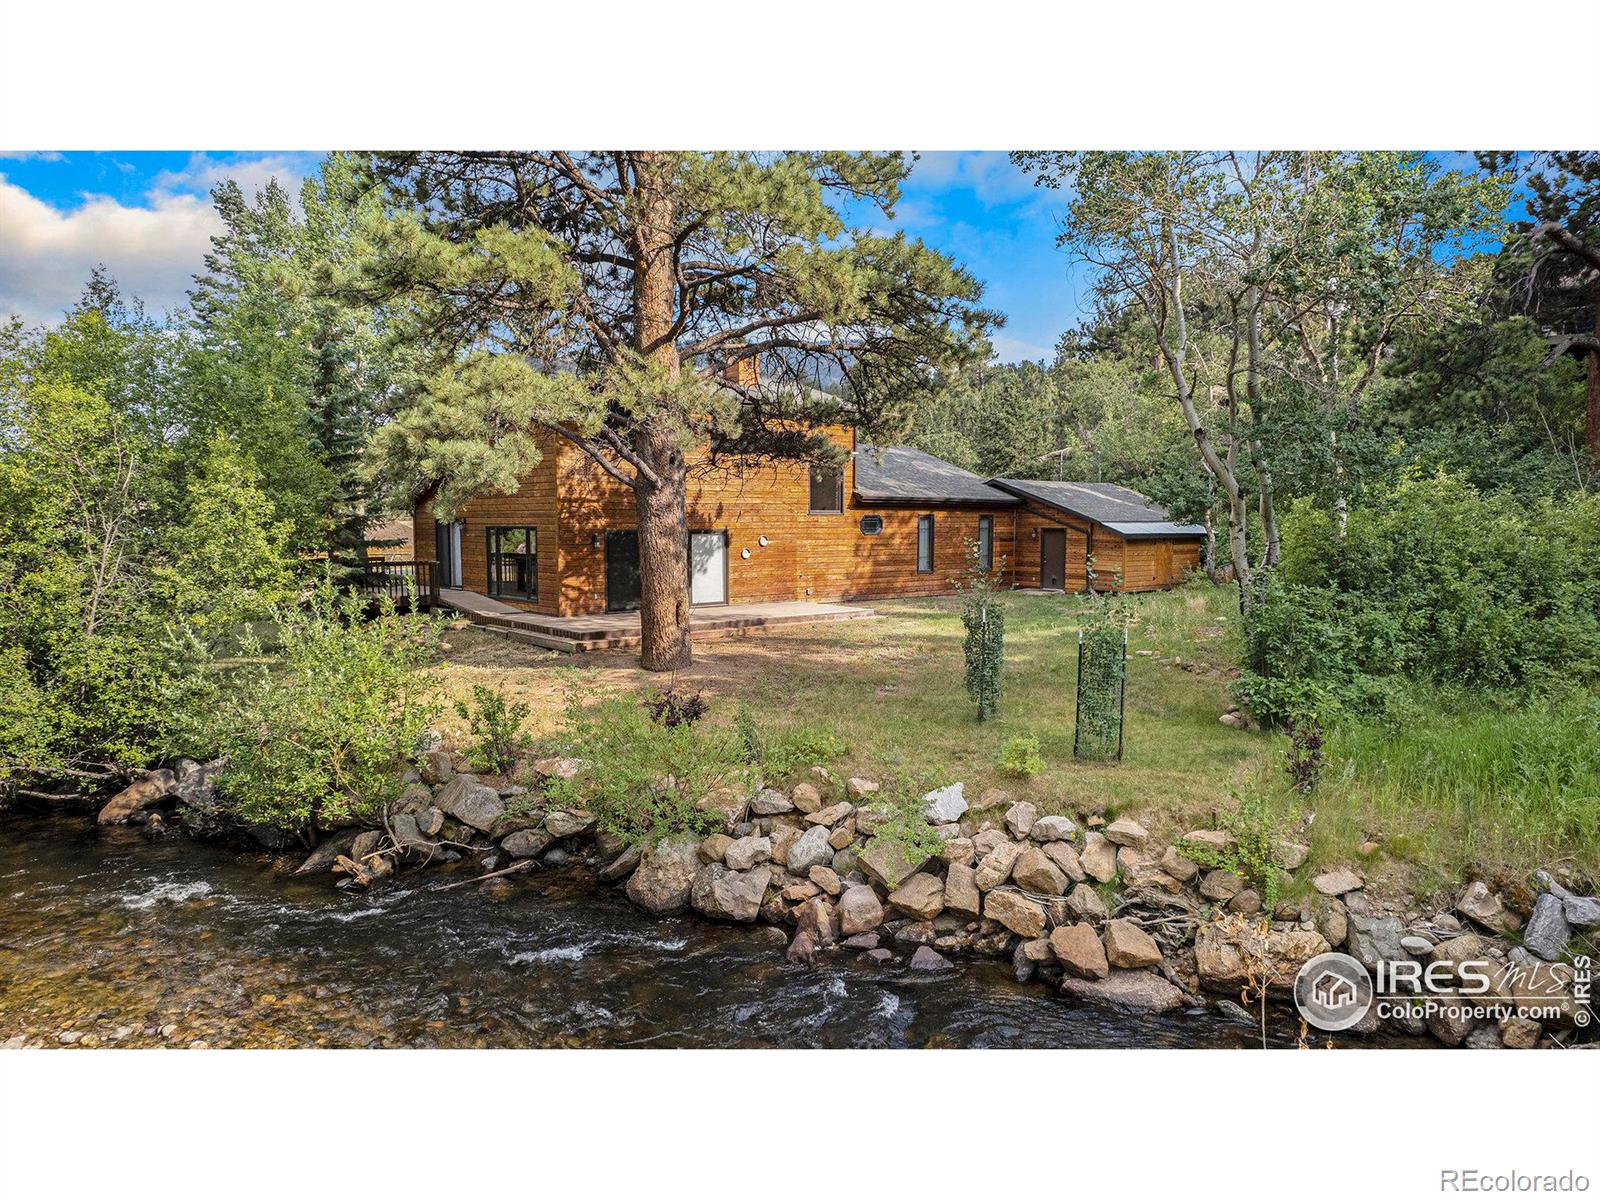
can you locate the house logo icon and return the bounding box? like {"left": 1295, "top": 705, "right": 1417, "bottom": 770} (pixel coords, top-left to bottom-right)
{"left": 1294, "top": 953, "right": 1374, "bottom": 1032}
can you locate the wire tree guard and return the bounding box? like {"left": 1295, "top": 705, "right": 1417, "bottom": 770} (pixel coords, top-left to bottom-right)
{"left": 1074, "top": 624, "right": 1127, "bottom": 761}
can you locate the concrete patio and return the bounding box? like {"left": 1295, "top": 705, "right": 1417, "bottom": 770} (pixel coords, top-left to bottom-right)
{"left": 438, "top": 588, "right": 878, "bottom": 653}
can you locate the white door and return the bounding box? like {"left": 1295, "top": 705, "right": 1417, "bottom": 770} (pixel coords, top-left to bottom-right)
{"left": 689, "top": 532, "right": 727, "bottom": 605}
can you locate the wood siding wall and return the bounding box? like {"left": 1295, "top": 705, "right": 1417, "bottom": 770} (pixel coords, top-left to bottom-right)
{"left": 410, "top": 431, "right": 1201, "bottom": 614}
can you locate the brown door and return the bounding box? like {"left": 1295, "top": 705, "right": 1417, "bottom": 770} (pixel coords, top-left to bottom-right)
{"left": 1154, "top": 541, "right": 1173, "bottom": 586}
{"left": 1040, "top": 529, "right": 1067, "bottom": 590}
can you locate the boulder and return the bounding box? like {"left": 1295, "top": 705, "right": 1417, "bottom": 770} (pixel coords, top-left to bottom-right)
{"left": 97, "top": 770, "right": 177, "bottom": 825}
{"left": 691, "top": 863, "right": 771, "bottom": 922}
{"left": 294, "top": 829, "right": 359, "bottom": 875}
{"left": 922, "top": 783, "right": 968, "bottom": 824}
{"left": 782, "top": 881, "right": 821, "bottom": 902}
{"left": 1160, "top": 846, "right": 1199, "bottom": 883}
{"left": 786, "top": 826, "right": 835, "bottom": 875}
{"left": 599, "top": 844, "right": 643, "bottom": 882}
{"left": 1314, "top": 896, "right": 1349, "bottom": 947}
{"left": 750, "top": 788, "right": 794, "bottom": 815}
{"left": 1194, "top": 922, "right": 1331, "bottom": 993}
{"left": 420, "top": 749, "right": 454, "bottom": 786}
{"left": 1273, "top": 840, "right": 1311, "bottom": 871}
{"left": 794, "top": 896, "right": 840, "bottom": 947}
{"left": 696, "top": 787, "right": 748, "bottom": 833}
{"left": 544, "top": 809, "right": 596, "bottom": 839}
{"left": 1183, "top": 829, "right": 1233, "bottom": 853}
{"left": 1012, "top": 847, "right": 1069, "bottom": 896}
{"left": 828, "top": 821, "right": 856, "bottom": 850}
{"left": 1457, "top": 881, "right": 1509, "bottom": 930}
{"left": 1562, "top": 893, "right": 1600, "bottom": 930}
{"left": 888, "top": 872, "right": 946, "bottom": 921}
{"left": 502, "top": 828, "right": 553, "bottom": 859}
{"left": 790, "top": 783, "right": 823, "bottom": 813}
{"left": 724, "top": 835, "right": 773, "bottom": 871}
{"left": 1498, "top": 1016, "right": 1542, "bottom": 1050}
{"left": 531, "top": 756, "right": 583, "bottom": 782}
{"left": 1060, "top": 969, "right": 1185, "bottom": 1014}
{"left": 806, "top": 801, "right": 853, "bottom": 828}
{"left": 1312, "top": 867, "right": 1363, "bottom": 896}
{"left": 856, "top": 837, "right": 930, "bottom": 889}
{"left": 624, "top": 837, "right": 701, "bottom": 914}
{"left": 909, "top": 946, "right": 953, "bottom": 972}
{"left": 1346, "top": 914, "right": 1405, "bottom": 972}
{"left": 1228, "top": 888, "right": 1262, "bottom": 915}
{"left": 984, "top": 890, "right": 1047, "bottom": 938}
{"left": 1065, "top": 882, "right": 1109, "bottom": 922}
{"left": 1049, "top": 922, "right": 1109, "bottom": 980}
{"left": 1424, "top": 991, "right": 1481, "bottom": 1047}
{"left": 1102, "top": 918, "right": 1163, "bottom": 969}
{"left": 1004, "top": 801, "right": 1038, "bottom": 840}
{"left": 433, "top": 775, "right": 506, "bottom": 833}
{"left": 1521, "top": 893, "right": 1571, "bottom": 961}
{"left": 174, "top": 758, "right": 224, "bottom": 813}
{"left": 974, "top": 840, "right": 1024, "bottom": 892}
{"left": 700, "top": 833, "right": 733, "bottom": 863}
{"left": 808, "top": 865, "right": 842, "bottom": 897}
{"left": 1030, "top": 815, "right": 1077, "bottom": 843}
{"left": 1080, "top": 833, "right": 1118, "bottom": 883}
{"left": 845, "top": 778, "right": 879, "bottom": 801}
{"left": 944, "top": 862, "right": 982, "bottom": 918}
{"left": 973, "top": 828, "right": 1009, "bottom": 857}
{"left": 1043, "top": 842, "right": 1087, "bottom": 882}
{"left": 1103, "top": 816, "right": 1148, "bottom": 848}
{"left": 940, "top": 837, "right": 976, "bottom": 867}
{"left": 786, "top": 930, "right": 817, "bottom": 965}
{"left": 1118, "top": 846, "right": 1182, "bottom": 894}
{"left": 1199, "top": 869, "right": 1243, "bottom": 902}
{"left": 417, "top": 807, "right": 445, "bottom": 838}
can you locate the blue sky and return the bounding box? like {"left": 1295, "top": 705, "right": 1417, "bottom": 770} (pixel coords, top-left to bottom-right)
{"left": 0, "top": 150, "right": 1084, "bottom": 362}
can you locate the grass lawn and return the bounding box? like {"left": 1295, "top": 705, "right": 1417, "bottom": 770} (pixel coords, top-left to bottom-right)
{"left": 430, "top": 581, "right": 1599, "bottom": 894}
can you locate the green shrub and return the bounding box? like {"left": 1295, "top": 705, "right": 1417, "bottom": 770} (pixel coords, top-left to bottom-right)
{"left": 454, "top": 684, "right": 531, "bottom": 775}
{"left": 956, "top": 539, "right": 1005, "bottom": 720}
{"left": 734, "top": 702, "right": 763, "bottom": 766}
{"left": 545, "top": 686, "right": 749, "bottom": 848}
{"left": 760, "top": 724, "right": 846, "bottom": 783}
{"left": 996, "top": 733, "right": 1045, "bottom": 778}
{"left": 1178, "top": 789, "right": 1289, "bottom": 911}
{"left": 860, "top": 783, "right": 948, "bottom": 888}
{"left": 168, "top": 586, "right": 444, "bottom": 835}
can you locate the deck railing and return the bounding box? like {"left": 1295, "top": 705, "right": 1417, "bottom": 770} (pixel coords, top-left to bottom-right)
{"left": 357, "top": 559, "right": 440, "bottom": 610}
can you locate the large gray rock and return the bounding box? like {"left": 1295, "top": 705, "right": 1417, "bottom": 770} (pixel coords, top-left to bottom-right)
{"left": 1030, "top": 815, "right": 1077, "bottom": 843}
{"left": 838, "top": 885, "right": 885, "bottom": 935}
{"left": 294, "top": 829, "right": 359, "bottom": 875}
{"left": 1102, "top": 816, "right": 1148, "bottom": 848}
{"left": 974, "top": 840, "right": 1023, "bottom": 892}
{"left": 1563, "top": 894, "right": 1600, "bottom": 930}
{"left": 1346, "top": 914, "right": 1406, "bottom": 972}
{"left": 174, "top": 758, "right": 224, "bottom": 813}
{"left": 724, "top": 835, "right": 772, "bottom": 871}
{"left": 1457, "top": 881, "right": 1508, "bottom": 930}
{"left": 1312, "top": 867, "right": 1363, "bottom": 896}
{"left": 1521, "top": 893, "right": 1571, "bottom": 961}
{"left": 1060, "top": 969, "right": 1185, "bottom": 1013}
{"left": 786, "top": 826, "right": 834, "bottom": 874}
{"left": 1066, "top": 882, "right": 1109, "bottom": 922}
{"left": 545, "top": 809, "right": 596, "bottom": 839}
{"left": 502, "top": 828, "right": 553, "bottom": 859}
{"left": 433, "top": 775, "right": 505, "bottom": 833}
{"left": 909, "top": 946, "right": 953, "bottom": 972}
{"left": 921, "top": 783, "right": 968, "bottom": 824}
{"left": 858, "top": 838, "right": 931, "bottom": 890}
{"left": 1004, "top": 801, "right": 1038, "bottom": 840}
{"left": 624, "top": 837, "right": 701, "bottom": 914}
{"left": 750, "top": 788, "right": 793, "bottom": 815}
{"left": 690, "top": 863, "right": 771, "bottom": 922}
{"left": 599, "top": 844, "right": 643, "bottom": 882}
{"left": 1080, "top": 833, "right": 1118, "bottom": 882}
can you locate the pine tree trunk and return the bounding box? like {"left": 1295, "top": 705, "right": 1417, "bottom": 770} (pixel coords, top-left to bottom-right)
{"left": 629, "top": 152, "right": 693, "bottom": 672}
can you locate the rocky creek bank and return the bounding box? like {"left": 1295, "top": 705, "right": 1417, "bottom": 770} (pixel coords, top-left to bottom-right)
{"left": 87, "top": 747, "right": 1598, "bottom": 1049}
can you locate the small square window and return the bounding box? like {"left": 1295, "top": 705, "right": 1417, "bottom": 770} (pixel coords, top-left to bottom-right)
{"left": 809, "top": 463, "right": 844, "bottom": 514}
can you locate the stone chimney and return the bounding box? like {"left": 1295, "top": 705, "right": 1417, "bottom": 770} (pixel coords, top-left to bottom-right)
{"left": 721, "top": 353, "right": 760, "bottom": 389}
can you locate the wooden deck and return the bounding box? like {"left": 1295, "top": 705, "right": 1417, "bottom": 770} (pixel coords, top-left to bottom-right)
{"left": 438, "top": 588, "right": 878, "bottom": 653}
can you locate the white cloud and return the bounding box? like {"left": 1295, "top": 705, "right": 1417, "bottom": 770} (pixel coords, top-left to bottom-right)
{"left": 0, "top": 150, "right": 64, "bottom": 162}
{"left": 989, "top": 332, "right": 1053, "bottom": 364}
{"left": 0, "top": 154, "right": 314, "bottom": 326}
{"left": 908, "top": 151, "right": 1037, "bottom": 206}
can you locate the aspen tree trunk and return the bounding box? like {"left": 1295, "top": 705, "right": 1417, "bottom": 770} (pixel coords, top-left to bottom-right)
{"left": 629, "top": 152, "right": 693, "bottom": 671}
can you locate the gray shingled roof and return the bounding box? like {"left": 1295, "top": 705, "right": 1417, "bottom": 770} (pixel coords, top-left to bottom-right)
{"left": 854, "top": 446, "right": 1019, "bottom": 505}
{"left": 989, "top": 479, "right": 1206, "bottom": 538}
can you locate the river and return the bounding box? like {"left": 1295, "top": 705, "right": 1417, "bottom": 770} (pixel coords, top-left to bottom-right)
{"left": 1, "top": 812, "right": 1314, "bottom": 1048}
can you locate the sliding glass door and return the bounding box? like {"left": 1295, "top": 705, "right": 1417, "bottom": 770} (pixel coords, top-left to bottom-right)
{"left": 486, "top": 526, "right": 537, "bottom": 600}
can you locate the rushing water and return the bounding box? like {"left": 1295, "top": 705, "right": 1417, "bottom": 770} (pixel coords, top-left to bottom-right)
{"left": 1, "top": 812, "right": 1310, "bottom": 1049}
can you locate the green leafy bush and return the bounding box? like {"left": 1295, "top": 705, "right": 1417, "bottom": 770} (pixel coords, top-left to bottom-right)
{"left": 760, "top": 724, "right": 846, "bottom": 783}
{"left": 956, "top": 539, "right": 1005, "bottom": 720}
{"left": 1238, "top": 477, "right": 1600, "bottom": 725}
{"left": 860, "top": 785, "right": 948, "bottom": 888}
{"left": 454, "top": 683, "right": 531, "bottom": 775}
{"left": 545, "top": 686, "right": 749, "bottom": 848}
{"left": 734, "top": 702, "right": 763, "bottom": 766}
{"left": 996, "top": 733, "right": 1045, "bottom": 778}
{"left": 168, "top": 586, "right": 444, "bottom": 835}
{"left": 1178, "top": 790, "right": 1289, "bottom": 912}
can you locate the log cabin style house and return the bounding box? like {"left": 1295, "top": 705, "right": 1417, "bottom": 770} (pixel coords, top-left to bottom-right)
{"left": 410, "top": 366, "right": 1203, "bottom": 616}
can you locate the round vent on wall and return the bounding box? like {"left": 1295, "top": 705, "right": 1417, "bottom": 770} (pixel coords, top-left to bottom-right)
{"left": 740, "top": 548, "right": 751, "bottom": 560}
{"left": 758, "top": 535, "right": 769, "bottom": 546}
{"left": 859, "top": 515, "right": 884, "bottom": 536}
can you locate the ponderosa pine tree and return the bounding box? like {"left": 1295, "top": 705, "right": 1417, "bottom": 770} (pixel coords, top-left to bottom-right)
{"left": 355, "top": 152, "right": 996, "bottom": 670}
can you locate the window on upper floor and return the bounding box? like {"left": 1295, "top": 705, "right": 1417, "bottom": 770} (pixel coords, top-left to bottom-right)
{"left": 809, "top": 462, "right": 844, "bottom": 514}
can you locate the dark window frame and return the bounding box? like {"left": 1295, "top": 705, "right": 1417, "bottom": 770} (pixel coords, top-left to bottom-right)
{"left": 485, "top": 524, "right": 538, "bottom": 601}
{"left": 859, "top": 514, "right": 884, "bottom": 536}
{"left": 977, "top": 514, "right": 994, "bottom": 572}
{"left": 808, "top": 462, "right": 845, "bottom": 514}
{"left": 916, "top": 514, "right": 935, "bottom": 573}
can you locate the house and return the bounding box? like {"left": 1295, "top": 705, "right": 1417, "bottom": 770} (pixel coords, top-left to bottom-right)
{"left": 412, "top": 376, "right": 1202, "bottom": 615}
{"left": 987, "top": 478, "right": 1205, "bottom": 592}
